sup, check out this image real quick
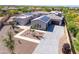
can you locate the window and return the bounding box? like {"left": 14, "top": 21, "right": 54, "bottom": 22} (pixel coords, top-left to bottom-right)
{"left": 36, "top": 24, "right": 41, "bottom": 29}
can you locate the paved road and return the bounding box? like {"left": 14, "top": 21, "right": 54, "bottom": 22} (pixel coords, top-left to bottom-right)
{"left": 33, "top": 25, "right": 64, "bottom": 54}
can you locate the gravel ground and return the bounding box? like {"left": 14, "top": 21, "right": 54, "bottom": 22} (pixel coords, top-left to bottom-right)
{"left": 21, "top": 29, "right": 44, "bottom": 40}
{"left": 14, "top": 38, "right": 38, "bottom": 54}
{"left": 0, "top": 25, "right": 38, "bottom": 54}
{"left": 58, "top": 34, "right": 68, "bottom": 54}
{"left": 0, "top": 25, "right": 12, "bottom": 54}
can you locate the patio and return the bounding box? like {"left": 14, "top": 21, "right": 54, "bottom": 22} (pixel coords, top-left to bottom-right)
{"left": 33, "top": 25, "right": 64, "bottom": 54}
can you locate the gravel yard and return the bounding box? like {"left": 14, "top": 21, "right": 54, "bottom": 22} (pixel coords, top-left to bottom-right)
{"left": 21, "top": 29, "right": 44, "bottom": 40}
{"left": 0, "top": 24, "right": 65, "bottom": 54}
{"left": 0, "top": 25, "right": 37, "bottom": 54}
{"left": 58, "top": 34, "right": 68, "bottom": 54}
{"left": 14, "top": 38, "right": 38, "bottom": 54}
{"left": 0, "top": 25, "right": 13, "bottom": 53}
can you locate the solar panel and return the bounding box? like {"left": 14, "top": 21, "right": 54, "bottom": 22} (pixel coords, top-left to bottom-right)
{"left": 41, "top": 16, "right": 50, "bottom": 22}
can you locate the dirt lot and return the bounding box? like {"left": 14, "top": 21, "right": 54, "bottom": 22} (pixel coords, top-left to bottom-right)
{"left": 0, "top": 25, "right": 38, "bottom": 54}
{"left": 14, "top": 38, "right": 38, "bottom": 54}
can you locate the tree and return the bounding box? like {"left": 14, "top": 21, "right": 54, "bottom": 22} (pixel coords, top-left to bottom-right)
{"left": 8, "top": 10, "right": 18, "bottom": 15}
{"left": 75, "top": 16, "right": 79, "bottom": 28}
{"left": 3, "top": 31, "right": 15, "bottom": 54}
{"left": 0, "top": 6, "right": 3, "bottom": 11}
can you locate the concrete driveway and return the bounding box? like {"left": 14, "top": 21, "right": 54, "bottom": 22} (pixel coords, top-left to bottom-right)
{"left": 33, "top": 25, "right": 64, "bottom": 54}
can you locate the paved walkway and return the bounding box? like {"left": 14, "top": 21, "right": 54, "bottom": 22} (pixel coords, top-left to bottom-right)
{"left": 33, "top": 25, "right": 64, "bottom": 54}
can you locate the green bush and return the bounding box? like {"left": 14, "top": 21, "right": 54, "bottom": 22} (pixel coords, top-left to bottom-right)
{"left": 68, "top": 21, "right": 78, "bottom": 37}
{"left": 3, "top": 31, "right": 15, "bottom": 54}
{"left": 0, "top": 14, "right": 4, "bottom": 17}
{"left": 76, "top": 32, "right": 79, "bottom": 40}
{"left": 8, "top": 10, "right": 18, "bottom": 15}
{"left": 73, "top": 39, "right": 79, "bottom": 52}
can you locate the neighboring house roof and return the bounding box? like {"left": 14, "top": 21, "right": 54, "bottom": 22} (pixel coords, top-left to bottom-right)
{"left": 8, "top": 7, "right": 18, "bottom": 10}
{"left": 32, "top": 15, "right": 50, "bottom": 23}
{"left": 1, "top": 7, "right": 18, "bottom": 10}
{"left": 1, "top": 7, "right": 8, "bottom": 10}
{"left": 50, "top": 11, "right": 63, "bottom": 15}
{"left": 47, "top": 14, "right": 64, "bottom": 21}
{"left": 15, "top": 14, "right": 33, "bottom": 19}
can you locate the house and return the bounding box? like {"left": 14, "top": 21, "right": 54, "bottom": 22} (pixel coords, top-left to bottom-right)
{"left": 50, "top": 11, "right": 63, "bottom": 16}
{"left": 13, "top": 11, "right": 49, "bottom": 26}
{"left": 14, "top": 14, "right": 33, "bottom": 25}
{"left": 13, "top": 12, "right": 43, "bottom": 26}
{"left": 47, "top": 14, "right": 64, "bottom": 25}
{"left": 31, "top": 15, "right": 51, "bottom": 30}
{"left": 22, "top": 12, "right": 41, "bottom": 19}
{"left": 1, "top": 6, "right": 18, "bottom": 10}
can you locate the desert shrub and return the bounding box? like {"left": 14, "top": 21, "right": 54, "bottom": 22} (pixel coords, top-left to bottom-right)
{"left": 0, "top": 14, "right": 4, "bottom": 17}
{"left": 73, "top": 39, "right": 79, "bottom": 52}
{"left": 3, "top": 31, "right": 15, "bottom": 54}
{"left": 68, "top": 21, "right": 78, "bottom": 37}
{"left": 76, "top": 32, "right": 79, "bottom": 40}
{"left": 62, "top": 43, "right": 71, "bottom": 54}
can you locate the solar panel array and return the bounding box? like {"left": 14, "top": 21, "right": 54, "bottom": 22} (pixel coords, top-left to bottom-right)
{"left": 40, "top": 16, "right": 50, "bottom": 22}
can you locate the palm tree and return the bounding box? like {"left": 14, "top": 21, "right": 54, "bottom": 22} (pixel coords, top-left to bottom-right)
{"left": 3, "top": 31, "right": 15, "bottom": 54}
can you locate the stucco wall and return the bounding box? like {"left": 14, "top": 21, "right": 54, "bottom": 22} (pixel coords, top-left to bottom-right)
{"left": 31, "top": 20, "right": 47, "bottom": 30}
